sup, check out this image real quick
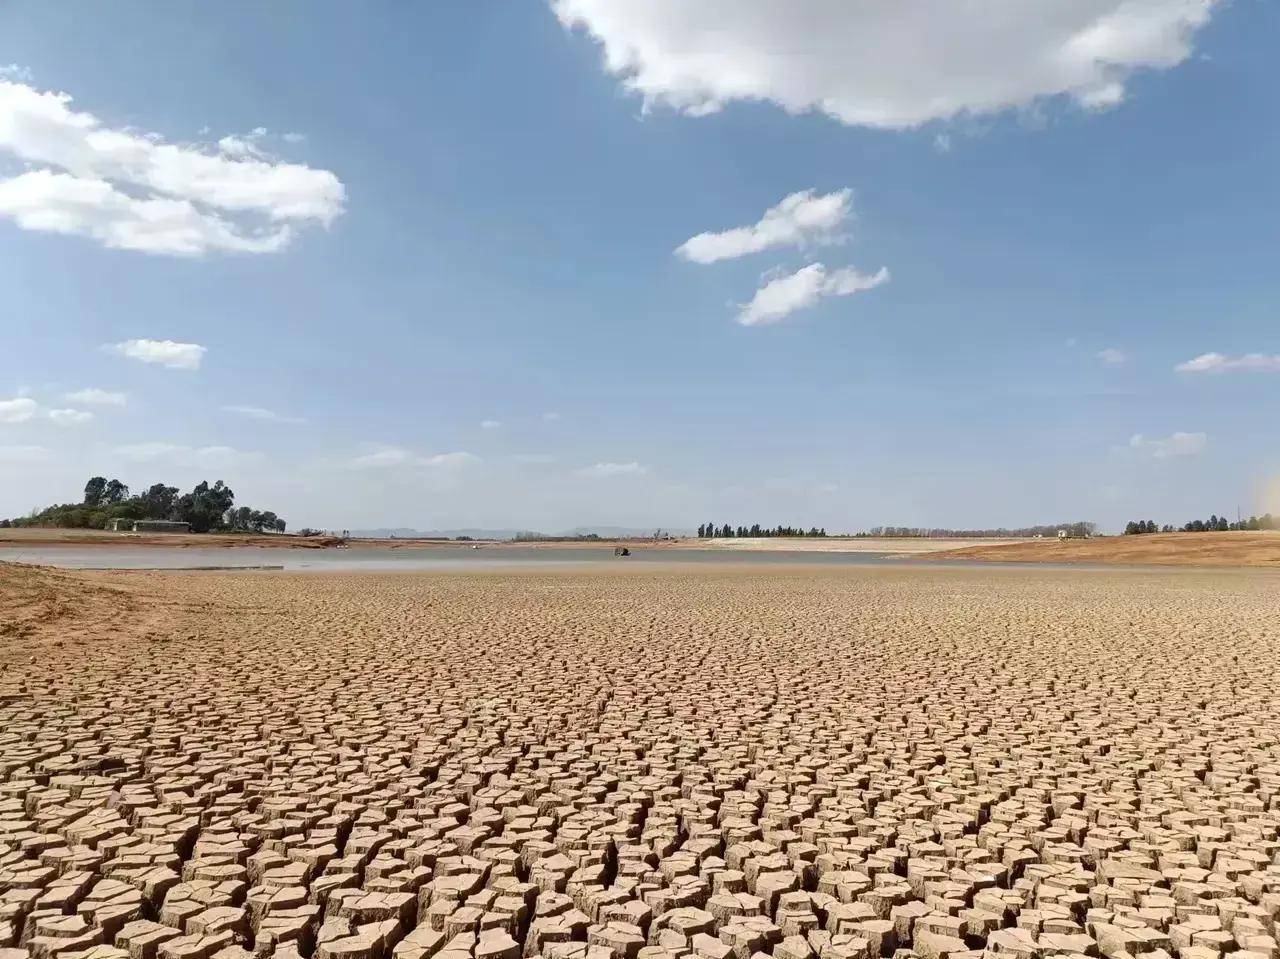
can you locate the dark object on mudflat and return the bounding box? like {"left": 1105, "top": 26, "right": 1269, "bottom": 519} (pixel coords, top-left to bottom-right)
{"left": 614, "top": 546, "right": 631, "bottom": 557}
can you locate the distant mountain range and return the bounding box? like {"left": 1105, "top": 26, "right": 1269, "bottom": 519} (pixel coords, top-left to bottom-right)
{"left": 350, "top": 526, "right": 694, "bottom": 540}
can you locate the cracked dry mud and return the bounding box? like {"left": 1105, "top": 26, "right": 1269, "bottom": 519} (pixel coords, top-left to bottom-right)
{"left": 2, "top": 564, "right": 1279, "bottom": 959}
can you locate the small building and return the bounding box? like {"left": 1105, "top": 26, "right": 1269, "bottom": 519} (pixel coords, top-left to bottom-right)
{"left": 110, "top": 519, "right": 191, "bottom": 533}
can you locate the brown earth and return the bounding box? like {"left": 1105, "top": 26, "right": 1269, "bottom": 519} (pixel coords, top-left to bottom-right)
{"left": 1, "top": 561, "right": 1279, "bottom": 959}
{"left": 0, "top": 528, "right": 345, "bottom": 549}
{"left": 929, "top": 531, "right": 1280, "bottom": 567}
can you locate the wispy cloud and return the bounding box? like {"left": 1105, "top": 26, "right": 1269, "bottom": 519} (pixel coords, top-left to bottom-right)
{"left": 480, "top": 419, "right": 502, "bottom": 430}
{"left": 0, "top": 396, "right": 39, "bottom": 423}
{"left": 65, "top": 388, "right": 126, "bottom": 407}
{"left": 0, "top": 444, "right": 49, "bottom": 463}
{"left": 107, "top": 339, "right": 206, "bottom": 370}
{"left": 222, "top": 405, "right": 305, "bottom": 424}
{"left": 0, "top": 79, "right": 344, "bottom": 256}
{"left": 348, "top": 446, "right": 480, "bottom": 470}
{"left": 677, "top": 189, "right": 853, "bottom": 264}
{"left": 513, "top": 453, "right": 557, "bottom": 464}
{"left": 48, "top": 408, "right": 94, "bottom": 426}
{"left": 737, "top": 263, "right": 889, "bottom": 326}
{"left": 1175, "top": 352, "right": 1280, "bottom": 374}
{"left": 1096, "top": 347, "right": 1127, "bottom": 365}
{"left": 0, "top": 64, "right": 33, "bottom": 83}
{"left": 1128, "top": 432, "right": 1207, "bottom": 459}
{"left": 575, "top": 461, "right": 648, "bottom": 478}
{"left": 112, "top": 442, "right": 259, "bottom": 467}
{"left": 542, "top": 412, "right": 561, "bottom": 422}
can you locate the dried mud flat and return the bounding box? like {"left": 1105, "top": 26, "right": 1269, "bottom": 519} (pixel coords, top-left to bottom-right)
{"left": 2, "top": 563, "right": 1280, "bottom": 959}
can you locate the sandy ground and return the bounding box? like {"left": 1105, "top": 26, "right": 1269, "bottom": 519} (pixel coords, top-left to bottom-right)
{"left": 931, "top": 531, "right": 1280, "bottom": 567}
{"left": 2, "top": 561, "right": 1279, "bottom": 959}
{"left": 694, "top": 537, "right": 1024, "bottom": 554}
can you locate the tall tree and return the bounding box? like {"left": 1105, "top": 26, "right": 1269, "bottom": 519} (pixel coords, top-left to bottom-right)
{"left": 103, "top": 479, "right": 130, "bottom": 505}
{"left": 83, "top": 476, "right": 107, "bottom": 507}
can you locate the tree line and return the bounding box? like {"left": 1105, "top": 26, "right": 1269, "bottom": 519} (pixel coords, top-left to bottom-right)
{"left": 0, "top": 475, "right": 286, "bottom": 534}
{"left": 697, "top": 524, "right": 828, "bottom": 538}
{"left": 1124, "top": 513, "right": 1277, "bottom": 535}
{"left": 859, "top": 522, "right": 1097, "bottom": 538}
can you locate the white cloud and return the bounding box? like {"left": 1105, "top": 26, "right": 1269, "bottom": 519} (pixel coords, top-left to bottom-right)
{"left": 1129, "top": 431, "right": 1207, "bottom": 459}
{"left": 542, "top": 412, "right": 561, "bottom": 422}
{"left": 553, "top": 0, "right": 1218, "bottom": 129}
{"left": 481, "top": 419, "right": 502, "bottom": 430}
{"left": 1175, "top": 352, "right": 1280, "bottom": 374}
{"left": 676, "top": 188, "right": 852, "bottom": 264}
{"left": 349, "top": 447, "right": 480, "bottom": 470}
{"left": 576, "top": 461, "right": 648, "bottom": 477}
{"left": 0, "top": 79, "right": 344, "bottom": 256}
{"left": 513, "top": 453, "right": 558, "bottom": 464}
{"left": 737, "top": 263, "right": 889, "bottom": 327}
{"left": 107, "top": 338, "right": 206, "bottom": 370}
{"left": 0, "top": 64, "right": 33, "bottom": 82}
{"left": 0, "top": 169, "right": 297, "bottom": 256}
{"left": 222, "top": 405, "right": 305, "bottom": 424}
{"left": 1097, "top": 347, "right": 1127, "bottom": 365}
{"left": 217, "top": 127, "right": 269, "bottom": 159}
{"left": 282, "top": 132, "right": 307, "bottom": 144}
{"left": 0, "top": 444, "right": 49, "bottom": 463}
{"left": 65, "top": 387, "right": 126, "bottom": 407}
{"left": 350, "top": 447, "right": 413, "bottom": 469}
{"left": 111, "top": 442, "right": 257, "bottom": 468}
{"left": 48, "top": 408, "right": 93, "bottom": 426}
{"left": 0, "top": 396, "right": 39, "bottom": 423}
{"left": 423, "top": 451, "right": 480, "bottom": 469}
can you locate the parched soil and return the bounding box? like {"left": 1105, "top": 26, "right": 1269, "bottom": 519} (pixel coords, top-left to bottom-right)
{"left": 929, "top": 531, "right": 1280, "bottom": 567}
{"left": 1, "top": 563, "right": 1279, "bottom": 959}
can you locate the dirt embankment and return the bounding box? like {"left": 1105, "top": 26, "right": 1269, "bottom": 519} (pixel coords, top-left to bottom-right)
{"left": 0, "top": 528, "right": 344, "bottom": 549}
{"left": 931, "top": 530, "right": 1280, "bottom": 567}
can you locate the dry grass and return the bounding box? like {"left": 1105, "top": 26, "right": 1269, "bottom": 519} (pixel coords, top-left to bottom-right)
{"left": 930, "top": 530, "right": 1280, "bottom": 567}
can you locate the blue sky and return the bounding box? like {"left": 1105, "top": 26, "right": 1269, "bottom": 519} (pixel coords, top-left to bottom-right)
{"left": 2, "top": 1, "right": 1277, "bottom": 532}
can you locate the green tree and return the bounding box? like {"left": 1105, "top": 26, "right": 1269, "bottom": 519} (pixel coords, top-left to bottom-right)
{"left": 139, "top": 483, "right": 179, "bottom": 520}
{"left": 83, "top": 476, "right": 107, "bottom": 507}
{"left": 103, "top": 479, "right": 130, "bottom": 505}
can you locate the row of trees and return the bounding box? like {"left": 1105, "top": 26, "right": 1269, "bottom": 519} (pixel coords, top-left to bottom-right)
{"left": 860, "top": 522, "right": 1097, "bottom": 538}
{"left": 697, "top": 524, "right": 828, "bottom": 538}
{"left": 0, "top": 476, "right": 286, "bottom": 534}
{"left": 1125, "top": 514, "right": 1277, "bottom": 535}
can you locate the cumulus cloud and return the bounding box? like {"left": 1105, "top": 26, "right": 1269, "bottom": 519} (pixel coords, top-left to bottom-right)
{"left": 1097, "top": 347, "right": 1127, "bottom": 365}
{"left": 1175, "top": 352, "right": 1280, "bottom": 373}
{"left": 575, "top": 461, "right": 648, "bottom": 478}
{"left": 48, "top": 408, "right": 93, "bottom": 426}
{"left": 0, "top": 79, "right": 344, "bottom": 255}
{"left": 552, "top": 0, "right": 1218, "bottom": 129}
{"left": 737, "top": 263, "right": 889, "bottom": 327}
{"left": 222, "top": 405, "right": 305, "bottom": 424}
{"left": 65, "top": 388, "right": 126, "bottom": 406}
{"left": 349, "top": 447, "right": 480, "bottom": 470}
{"left": 0, "top": 396, "right": 39, "bottom": 423}
{"left": 107, "top": 338, "right": 206, "bottom": 370}
{"left": 1129, "top": 431, "right": 1207, "bottom": 459}
{"left": 676, "top": 189, "right": 852, "bottom": 264}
